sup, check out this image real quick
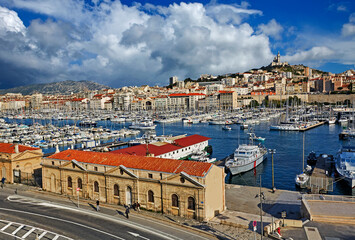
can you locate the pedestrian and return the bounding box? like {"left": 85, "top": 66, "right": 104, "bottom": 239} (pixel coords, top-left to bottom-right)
{"left": 1, "top": 177, "right": 5, "bottom": 189}
{"left": 96, "top": 200, "right": 100, "bottom": 211}
{"left": 125, "top": 206, "right": 130, "bottom": 219}
{"left": 132, "top": 202, "right": 136, "bottom": 211}
{"left": 136, "top": 202, "right": 140, "bottom": 212}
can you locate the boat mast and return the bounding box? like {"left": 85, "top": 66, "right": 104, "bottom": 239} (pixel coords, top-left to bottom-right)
{"left": 302, "top": 132, "right": 305, "bottom": 172}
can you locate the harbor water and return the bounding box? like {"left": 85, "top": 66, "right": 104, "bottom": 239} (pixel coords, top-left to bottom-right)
{"left": 5, "top": 118, "right": 354, "bottom": 195}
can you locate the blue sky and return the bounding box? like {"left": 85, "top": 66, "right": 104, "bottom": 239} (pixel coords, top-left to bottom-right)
{"left": 0, "top": 0, "right": 354, "bottom": 89}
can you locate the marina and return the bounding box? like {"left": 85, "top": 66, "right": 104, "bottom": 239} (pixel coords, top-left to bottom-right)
{"left": 1, "top": 107, "right": 354, "bottom": 196}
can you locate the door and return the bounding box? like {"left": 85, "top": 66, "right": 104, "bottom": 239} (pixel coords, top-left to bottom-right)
{"left": 50, "top": 174, "right": 56, "bottom": 192}
{"left": 1, "top": 167, "right": 6, "bottom": 179}
{"left": 126, "top": 186, "right": 132, "bottom": 205}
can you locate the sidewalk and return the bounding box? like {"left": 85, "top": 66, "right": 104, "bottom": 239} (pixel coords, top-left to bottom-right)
{"left": 3, "top": 184, "right": 261, "bottom": 240}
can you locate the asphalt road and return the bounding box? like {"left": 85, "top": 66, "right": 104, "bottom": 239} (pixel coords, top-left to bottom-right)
{"left": 0, "top": 189, "right": 213, "bottom": 240}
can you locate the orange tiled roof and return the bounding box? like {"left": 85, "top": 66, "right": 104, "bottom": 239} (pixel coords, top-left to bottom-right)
{"left": 169, "top": 93, "right": 205, "bottom": 97}
{"left": 0, "top": 143, "right": 39, "bottom": 154}
{"left": 48, "top": 150, "right": 212, "bottom": 177}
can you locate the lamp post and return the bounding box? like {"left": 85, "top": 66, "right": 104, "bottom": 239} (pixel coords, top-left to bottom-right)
{"left": 269, "top": 149, "right": 276, "bottom": 192}
{"left": 255, "top": 175, "right": 265, "bottom": 239}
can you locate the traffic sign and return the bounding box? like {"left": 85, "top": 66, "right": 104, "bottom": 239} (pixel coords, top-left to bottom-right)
{"left": 253, "top": 221, "right": 257, "bottom": 227}
{"left": 76, "top": 187, "right": 80, "bottom": 191}
{"left": 253, "top": 226, "right": 256, "bottom": 232}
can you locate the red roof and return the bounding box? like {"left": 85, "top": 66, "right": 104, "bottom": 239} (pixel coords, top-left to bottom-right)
{"left": 112, "top": 134, "right": 211, "bottom": 156}
{"left": 48, "top": 150, "right": 212, "bottom": 177}
{"left": 174, "top": 134, "right": 211, "bottom": 147}
{"left": 218, "top": 91, "right": 234, "bottom": 94}
{"left": 0, "top": 143, "right": 39, "bottom": 154}
{"left": 111, "top": 143, "right": 180, "bottom": 156}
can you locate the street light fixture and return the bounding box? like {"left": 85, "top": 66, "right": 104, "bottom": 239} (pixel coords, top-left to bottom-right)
{"left": 269, "top": 149, "right": 276, "bottom": 192}
{"left": 255, "top": 175, "right": 265, "bottom": 239}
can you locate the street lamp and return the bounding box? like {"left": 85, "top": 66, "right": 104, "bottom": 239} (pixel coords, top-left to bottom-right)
{"left": 255, "top": 175, "right": 265, "bottom": 239}
{"left": 269, "top": 149, "right": 276, "bottom": 192}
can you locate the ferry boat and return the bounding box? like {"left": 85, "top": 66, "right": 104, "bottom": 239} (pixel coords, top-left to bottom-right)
{"left": 225, "top": 144, "right": 267, "bottom": 175}
{"left": 336, "top": 146, "right": 355, "bottom": 189}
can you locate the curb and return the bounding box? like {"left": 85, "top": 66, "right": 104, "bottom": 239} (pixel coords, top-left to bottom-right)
{"left": 12, "top": 186, "right": 219, "bottom": 239}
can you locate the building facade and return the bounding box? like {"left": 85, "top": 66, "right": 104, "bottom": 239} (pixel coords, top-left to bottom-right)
{"left": 42, "top": 150, "right": 225, "bottom": 221}
{"left": 0, "top": 143, "right": 43, "bottom": 184}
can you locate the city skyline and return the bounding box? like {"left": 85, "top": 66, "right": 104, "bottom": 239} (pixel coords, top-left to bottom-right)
{"left": 0, "top": 0, "right": 354, "bottom": 89}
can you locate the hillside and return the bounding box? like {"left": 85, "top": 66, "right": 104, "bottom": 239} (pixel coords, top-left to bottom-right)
{"left": 0, "top": 80, "right": 109, "bottom": 95}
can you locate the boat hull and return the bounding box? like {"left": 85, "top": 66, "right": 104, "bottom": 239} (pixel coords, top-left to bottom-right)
{"left": 227, "top": 154, "right": 266, "bottom": 175}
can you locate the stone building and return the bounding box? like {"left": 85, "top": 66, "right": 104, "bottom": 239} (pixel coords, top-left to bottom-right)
{"left": 42, "top": 150, "right": 225, "bottom": 221}
{"left": 0, "top": 143, "right": 43, "bottom": 183}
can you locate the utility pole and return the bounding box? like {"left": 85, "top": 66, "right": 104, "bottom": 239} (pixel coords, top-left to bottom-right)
{"left": 269, "top": 149, "right": 276, "bottom": 192}
{"left": 255, "top": 175, "right": 265, "bottom": 239}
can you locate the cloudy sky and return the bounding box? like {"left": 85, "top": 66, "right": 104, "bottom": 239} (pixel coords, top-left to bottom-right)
{"left": 0, "top": 0, "right": 354, "bottom": 89}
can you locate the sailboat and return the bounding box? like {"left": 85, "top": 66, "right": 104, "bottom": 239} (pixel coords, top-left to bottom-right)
{"left": 295, "top": 132, "right": 310, "bottom": 189}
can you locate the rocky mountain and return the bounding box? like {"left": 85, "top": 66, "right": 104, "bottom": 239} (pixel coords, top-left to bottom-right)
{"left": 0, "top": 80, "right": 110, "bottom": 95}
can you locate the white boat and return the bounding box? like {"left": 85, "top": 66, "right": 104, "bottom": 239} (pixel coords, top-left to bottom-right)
{"left": 248, "top": 133, "right": 265, "bottom": 142}
{"left": 225, "top": 144, "right": 267, "bottom": 175}
{"left": 295, "top": 173, "right": 309, "bottom": 188}
{"left": 336, "top": 146, "right": 355, "bottom": 189}
{"left": 240, "top": 123, "right": 248, "bottom": 130}
{"left": 222, "top": 125, "right": 231, "bottom": 130}
{"left": 327, "top": 117, "right": 336, "bottom": 125}
{"left": 129, "top": 121, "right": 156, "bottom": 130}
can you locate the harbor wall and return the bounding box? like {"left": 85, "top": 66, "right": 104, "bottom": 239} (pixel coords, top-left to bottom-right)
{"left": 248, "top": 94, "right": 355, "bottom": 104}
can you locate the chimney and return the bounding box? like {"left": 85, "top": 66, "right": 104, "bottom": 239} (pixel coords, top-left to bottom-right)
{"left": 14, "top": 144, "right": 19, "bottom": 154}
{"left": 55, "top": 145, "right": 60, "bottom": 153}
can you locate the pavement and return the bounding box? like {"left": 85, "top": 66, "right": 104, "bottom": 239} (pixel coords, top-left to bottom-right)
{"left": 3, "top": 183, "right": 355, "bottom": 240}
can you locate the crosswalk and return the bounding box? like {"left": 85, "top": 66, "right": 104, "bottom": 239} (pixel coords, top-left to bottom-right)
{"left": 0, "top": 219, "right": 74, "bottom": 240}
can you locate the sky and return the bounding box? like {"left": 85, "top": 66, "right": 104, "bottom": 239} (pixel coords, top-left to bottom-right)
{"left": 0, "top": 0, "right": 354, "bottom": 89}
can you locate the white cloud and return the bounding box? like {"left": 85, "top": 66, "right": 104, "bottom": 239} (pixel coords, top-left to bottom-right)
{"left": 0, "top": 1, "right": 276, "bottom": 87}
{"left": 337, "top": 5, "right": 347, "bottom": 12}
{"left": 257, "top": 19, "right": 283, "bottom": 40}
{"left": 342, "top": 23, "right": 355, "bottom": 36}
{"left": 0, "top": 6, "right": 25, "bottom": 36}
{"left": 284, "top": 47, "right": 335, "bottom": 63}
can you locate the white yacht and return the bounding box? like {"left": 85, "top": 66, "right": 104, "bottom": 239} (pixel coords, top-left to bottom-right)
{"left": 336, "top": 146, "right": 355, "bottom": 189}
{"left": 129, "top": 121, "right": 156, "bottom": 130}
{"left": 225, "top": 144, "right": 267, "bottom": 175}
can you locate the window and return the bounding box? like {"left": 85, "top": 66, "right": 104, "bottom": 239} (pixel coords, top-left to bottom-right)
{"left": 188, "top": 197, "right": 195, "bottom": 210}
{"left": 172, "top": 194, "right": 179, "bottom": 207}
{"left": 67, "top": 176, "right": 72, "bottom": 188}
{"left": 114, "top": 184, "right": 119, "bottom": 196}
{"left": 180, "top": 177, "right": 185, "bottom": 183}
{"left": 148, "top": 190, "right": 154, "bottom": 203}
{"left": 94, "top": 181, "right": 99, "bottom": 192}
{"left": 148, "top": 173, "right": 153, "bottom": 178}
{"left": 77, "top": 178, "right": 82, "bottom": 189}
{"left": 94, "top": 166, "right": 98, "bottom": 171}
{"left": 52, "top": 161, "right": 55, "bottom": 165}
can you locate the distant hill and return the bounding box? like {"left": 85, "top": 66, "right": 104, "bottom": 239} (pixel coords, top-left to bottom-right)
{"left": 0, "top": 80, "right": 110, "bottom": 95}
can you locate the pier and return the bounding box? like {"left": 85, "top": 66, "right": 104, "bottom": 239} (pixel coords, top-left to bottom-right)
{"left": 298, "top": 121, "right": 326, "bottom": 131}
{"left": 78, "top": 140, "right": 129, "bottom": 151}
{"left": 307, "top": 154, "right": 334, "bottom": 194}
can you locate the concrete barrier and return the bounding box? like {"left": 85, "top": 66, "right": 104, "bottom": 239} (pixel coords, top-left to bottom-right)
{"left": 264, "top": 219, "right": 303, "bottom": 236}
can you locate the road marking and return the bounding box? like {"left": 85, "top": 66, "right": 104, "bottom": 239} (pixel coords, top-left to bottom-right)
{"left": 0, "top": 208, "right": 126, "bottom": 240}
{"left": 7, "top": 195, "right": 181, "bottom": 240}
{"left": 128, "top": 231, "right": 150, "bottom": 240}
{"left": 21, "top": 227, "right": 35, "bottom": 238}
{"left": 38, "top": 231, "right": 47, "bottom": 239}
{"left": 1, "top": 222, "right": 11, "bottom": 231}
{"left": 12, "top": 224, "right": 24, "bottom": 235}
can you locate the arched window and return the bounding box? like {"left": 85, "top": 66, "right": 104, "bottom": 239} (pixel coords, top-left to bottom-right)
{"left": 67, "top": 176, "right": 72, "bottom": 188}
{"left": 172, "top": 194, "right": 179, "bottom": 207}
{"left": 148, "top": 190, "right": 154, "bottom": 203}
{"left": 94, "top": 181, "right": 99, "bottom": 192}
{"left": 188, "top": 197, "right": 195, "bottom": 210}
{"left": 114, "top": 184, "right": 119, "bottom": 196}
{"left": 77, "top": 178, "right": 82, "bottom": 189}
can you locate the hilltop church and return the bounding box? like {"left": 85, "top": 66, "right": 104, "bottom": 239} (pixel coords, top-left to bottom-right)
{"left": 270, "top": 52, "right": 289, "bottom": 67}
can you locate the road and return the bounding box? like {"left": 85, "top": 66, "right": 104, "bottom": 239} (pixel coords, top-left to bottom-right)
{"left": 0, "top": 189, "right": 214, "bottom": 240}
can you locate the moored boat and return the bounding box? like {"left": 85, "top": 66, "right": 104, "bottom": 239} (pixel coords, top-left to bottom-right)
{"left": 225, "top": 144, "right": 267, "bottom": 175}
{"left": 336, "top": 146, "right": 355, "bottom": 189}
